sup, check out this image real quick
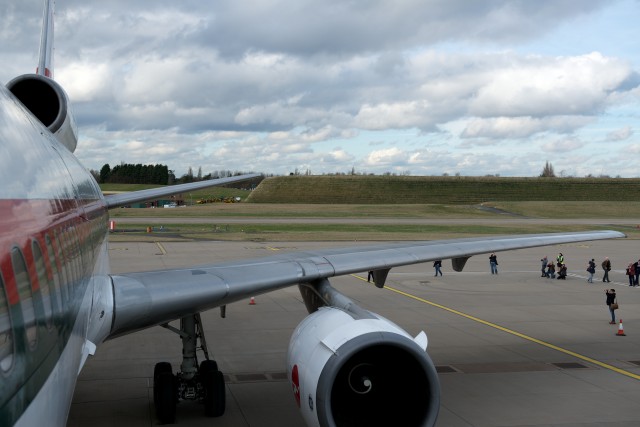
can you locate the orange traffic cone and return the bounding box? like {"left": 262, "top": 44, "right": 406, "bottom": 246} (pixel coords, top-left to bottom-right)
{"left": 249, "top": 297, "right": 256, "bottom": 305}
{"left": 616, "top": 319, "right": 626, "bottom": 336}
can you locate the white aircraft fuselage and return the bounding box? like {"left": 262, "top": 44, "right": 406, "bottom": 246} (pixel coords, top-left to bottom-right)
{"left": 0, "top": 82, "right": 109, "bottom": 426}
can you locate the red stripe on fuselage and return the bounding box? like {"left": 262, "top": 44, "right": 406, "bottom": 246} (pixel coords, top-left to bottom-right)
{"left": 0, "top": 198, "right": 107, "bottom": 306}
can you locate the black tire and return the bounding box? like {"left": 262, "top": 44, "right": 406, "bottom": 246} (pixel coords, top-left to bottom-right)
{"left": 202, "top": 368, "right": 225, "bottom": 417}
{"left": 199, "top": 359, "right": 218, "bottom": 373}
{"left": 153, "top": 362, "right": 172, "bottom": 407}
{"left": 154, "top": 362, "right": 172, "bottom": 379}
{"left": 155, "top": 371, "right": 177, "bottom": 424}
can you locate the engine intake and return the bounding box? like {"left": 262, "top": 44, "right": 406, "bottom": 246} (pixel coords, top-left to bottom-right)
{"left": 6, "top": 73, "right": 78, "bottom": 152}
{"left": 288, "top": 307, "right": 440, "bottom": 427}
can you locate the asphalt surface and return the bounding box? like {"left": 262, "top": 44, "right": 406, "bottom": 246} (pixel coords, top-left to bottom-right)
{"left": 67, "top": 236, "right": 640, "bottom": 427}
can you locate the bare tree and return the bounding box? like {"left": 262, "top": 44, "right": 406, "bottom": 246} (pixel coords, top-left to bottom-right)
{"left": 540, "top": 161, "right": 556, "bottom": 177}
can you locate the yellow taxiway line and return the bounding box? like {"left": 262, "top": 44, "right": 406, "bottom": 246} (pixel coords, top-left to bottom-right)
{"left": 353, "top": 274, "right": 640, "bottom": 381}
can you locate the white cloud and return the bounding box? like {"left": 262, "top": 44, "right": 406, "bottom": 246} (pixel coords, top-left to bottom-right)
{"left": 469, "top": 52, "right": 634, "bottom": 117}
{"left": 462, "top": 116, "right": 594, "bottom": 138}
{"left": 2, "top": 0, "right": 639, "bottom": 177}
{"left": 607, "top": 125, "right": 633, "bottom": 141}
{"left": 364, "top": 147, "right": 408, "bottom": 166}
{"left": 541, "top": 137, "right": 585, "bottom": 152}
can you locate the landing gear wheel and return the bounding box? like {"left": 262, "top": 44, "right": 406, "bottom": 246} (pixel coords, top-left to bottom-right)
{"left": 200, "top": 359, "right": 218, "bottom": 373}
{"left": 155, "top": 369, "right": 177, "bottom": 424}
{"left": 200, "top": 360, "right": 225, "bottom": 417}
{"left": 154, "top": 362, "right": 172, "bottom": 404}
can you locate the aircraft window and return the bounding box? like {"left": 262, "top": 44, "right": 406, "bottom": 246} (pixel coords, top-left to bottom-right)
{"left": 64, "top": 228, "right": 78, "bottom": 290}
{"left": 71, "top": 227, "right": 82, "bottom": 282}
{"left": 32, "top": 241, "right": 54, "bottom": 329}
{"left": 55, "top": 231, "right": 70, "bottom": 302}
{"left": 11, "top": 248, "right": 37, "bottom": 349}
{"left": 45, "top": 235, "right": 63, "bottom": 314}
{"left": 0, "top": 273, "right": 14, "bottom": 372}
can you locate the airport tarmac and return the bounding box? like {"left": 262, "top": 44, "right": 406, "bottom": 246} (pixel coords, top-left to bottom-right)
{"left": 68, "top": 237, "right": 640, "bottom": 427}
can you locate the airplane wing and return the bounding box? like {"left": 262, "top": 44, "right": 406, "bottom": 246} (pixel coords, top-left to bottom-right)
{"left": 107, "top": 229, "right": 624, "bottom": 338}
{"left": 101, "top": 229, "right": 624, "bottom": 426}
{"left": 103, "top": 173, "right": 262, "bottom": 208}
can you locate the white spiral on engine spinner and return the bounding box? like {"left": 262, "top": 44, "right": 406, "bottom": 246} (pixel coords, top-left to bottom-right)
{"left": 348, "top": 363, "right": 373, "bottom": 394}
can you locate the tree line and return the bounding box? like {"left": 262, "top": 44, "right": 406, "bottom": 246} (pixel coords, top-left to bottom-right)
{"left": 98, "top": 163, "right": 170, "bottom": 184}
{"left": 95, "top": 163, "right": 263, "bottom": 186}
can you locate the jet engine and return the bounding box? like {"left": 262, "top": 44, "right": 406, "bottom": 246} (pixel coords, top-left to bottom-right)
{"left": 6, "top": 73, "right": 78, "bottom": 152}
{"left": 287, "top": 307, "right": 440, "bottom": 427}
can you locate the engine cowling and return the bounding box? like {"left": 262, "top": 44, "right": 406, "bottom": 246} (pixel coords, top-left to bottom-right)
{"left": 287, "top": 307, "right": 440, "bottom": 427}
{"left": 6, "top": 73, "right": 78, "bottom": 152}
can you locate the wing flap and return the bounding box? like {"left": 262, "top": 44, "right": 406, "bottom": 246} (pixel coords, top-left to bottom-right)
{"left": 108, "top": 230, "right": 625, "bottom": 338}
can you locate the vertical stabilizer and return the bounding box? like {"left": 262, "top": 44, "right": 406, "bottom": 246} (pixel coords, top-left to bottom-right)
{"left": 37, "top": 0, "right": 55, "bottom": 78}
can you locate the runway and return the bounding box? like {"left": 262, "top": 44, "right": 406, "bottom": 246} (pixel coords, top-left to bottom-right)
{"left": 68, "top": 238, "right": 640, "bottom": 426}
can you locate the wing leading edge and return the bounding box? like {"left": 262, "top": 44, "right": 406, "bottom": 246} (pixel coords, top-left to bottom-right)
{"left": 106, "top": 230, "right": 625, "bottom": 339}
{"left": 103, "top": 173, "right": 262, "bottom": 209}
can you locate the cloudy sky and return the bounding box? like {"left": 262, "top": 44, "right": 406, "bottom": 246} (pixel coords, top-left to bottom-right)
{"left": 1, "top": 0, "right": 639, "bottom": 177}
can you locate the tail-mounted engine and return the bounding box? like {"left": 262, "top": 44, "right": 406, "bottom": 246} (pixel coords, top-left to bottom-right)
{"left": 6, "top": 73, "right": 78, "bottom": 152}
{"left": 287, "top": 306, "right": 440, "bottom": 427}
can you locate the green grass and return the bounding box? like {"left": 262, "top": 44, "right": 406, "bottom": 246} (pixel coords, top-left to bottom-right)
{"left": 109, "top": 203, "right": 500, "bottom": 218}
{"left": 483, "top": 201, "right": 640, "bottom": 218}
{"left": 108, "top": 222, "right": 636, "bottom": 242}
{"left": 110, "top": 201, "right": 640, "bottom": 219}
{"left": 246, "top": 176, "right": 640, "bottom": 204}
{"left": 104, "top": 176, "right": 640, "bottom": 242}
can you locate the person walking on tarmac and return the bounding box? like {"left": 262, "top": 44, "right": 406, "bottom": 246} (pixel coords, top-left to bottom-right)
{"left": 602, "top": 257, "right": 611, "bottom": 283}
{"left": 489, "top": 253, "right": 498, "bottom": 274}
{"left": 587, "top": 259, "right": 596, "bottom": 283}
{"left": 556, "top": 252, "right": 564, "bottom": 267}
{"left": 605, "top": 288, "right": 617, "bottom": 324}
{"left": 433, "top": 260, "right": 443, "bottom": 276}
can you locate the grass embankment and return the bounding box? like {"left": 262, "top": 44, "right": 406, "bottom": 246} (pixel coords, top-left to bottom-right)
{"left": 246, "top": 175, "right": 640, "bottom": 204}
{"left": 105, "top": 176, "right": 640, "bottom": 241}
{"left": 108, "top": 201, "right": 640, "bottom": 242}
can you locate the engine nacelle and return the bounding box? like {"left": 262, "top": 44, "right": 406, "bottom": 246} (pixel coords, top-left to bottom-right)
{"left": 287, "top": 307, "right": 440, "bottom": 427}
{"left": 6, "top": 73, "right": 78, "bottom": 152}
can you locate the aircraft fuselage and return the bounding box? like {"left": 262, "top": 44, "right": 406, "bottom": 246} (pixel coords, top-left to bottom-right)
{"left": 0, "top": 84, "right": 108, "bottom": 426}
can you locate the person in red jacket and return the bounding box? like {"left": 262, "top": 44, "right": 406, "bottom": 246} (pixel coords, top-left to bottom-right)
{"left": 626, "top": 262, "right": 636, "bottom": 287}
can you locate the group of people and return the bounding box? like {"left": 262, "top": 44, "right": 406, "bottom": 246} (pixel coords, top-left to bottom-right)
{"left": 539, "top": 253, "right": 624, "bottom": 284}
{"left": 585, "top": 256, "right": 640, "bottom": 287}
{"left": 577, "top": 256, "right": 640, "bottom": 287}
{"left": 625, "top": 260, "right": 640, "bottom": 287}
{"left": 540, "top": 253, "right": 567, "bottom": 280}
{"left": 538, "top": 254, "right": 636, "bottom": 325}
{"left": 430, "top": 252, "right": 627, "bottom": 326}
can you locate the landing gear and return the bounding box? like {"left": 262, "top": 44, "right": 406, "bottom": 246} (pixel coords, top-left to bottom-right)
{"left": 201, "top": 360, "right": 225, "bottom": 417}
{"left": 154, "top": 363, "right": 177, "bottom": 424}
{"left": 153, "top": 313, "right": 225, "bottom": 424}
